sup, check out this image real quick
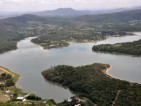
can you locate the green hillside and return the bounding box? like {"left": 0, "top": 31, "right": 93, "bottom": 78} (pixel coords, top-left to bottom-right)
{"left": 0, "top": 9, "right": 141, "bottom": 52}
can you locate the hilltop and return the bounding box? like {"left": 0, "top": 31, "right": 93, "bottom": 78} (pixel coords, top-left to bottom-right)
{"left": 34, "top": 8, "right": 93, "bottom": 17}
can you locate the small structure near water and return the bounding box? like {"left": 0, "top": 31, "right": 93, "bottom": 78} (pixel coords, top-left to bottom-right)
{"left": 16, "top": 97, "right": 24, "bottom": 101}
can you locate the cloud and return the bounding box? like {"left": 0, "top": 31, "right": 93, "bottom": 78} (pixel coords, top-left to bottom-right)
{"left": 0, "top": 0, "right": 141, "bottom": 12}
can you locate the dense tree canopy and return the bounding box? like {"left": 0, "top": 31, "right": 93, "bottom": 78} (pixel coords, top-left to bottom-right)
{"left": 42, "top": 63, "right": 141, "bottom": 106}
{"left": 93, "top": 39, "right": 141, "bottom": 56}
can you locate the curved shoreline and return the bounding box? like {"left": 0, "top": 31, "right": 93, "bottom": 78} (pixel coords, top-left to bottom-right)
{"left": 104, "top": 65, "right": 119, "bottom": 80}
{"left": 0, "top": 66, "right": 19, "bottom": 80}
{"left": 104, "top": 66, "right": 134, "bottom": 85}
{"left": 0, "top": 66, "right": 25, "bottom": 95}
{"left": 42, "top": 63, "right": 141, "bottom": 105}
{"left": 0, "top": 66, "right": 18, "bottom": 88}
{"left": 1, "top": 33, "right": 141, "bottom": 103}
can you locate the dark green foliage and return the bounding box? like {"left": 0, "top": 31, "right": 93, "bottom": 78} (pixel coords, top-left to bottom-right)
{"left": 0, "top": 73, "right": 15, "bottom": 88}
{"left": 0, "top": 73, "right": 12, "bottom": 80}
{"left": 5, "top": 79, "right": 14, "bottom": 87}
{"left": 25, "top": 94, "right": 41, "bottom": 101}
{"left": 93, "top": 39, "right": 141, "bottom": 56}
{"left": 42, "top": 63, "right": 141, "bottom": 106}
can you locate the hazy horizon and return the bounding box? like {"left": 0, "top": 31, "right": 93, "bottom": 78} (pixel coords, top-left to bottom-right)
{"left": 0, "top": 0, "right": 141, "bottom": 12}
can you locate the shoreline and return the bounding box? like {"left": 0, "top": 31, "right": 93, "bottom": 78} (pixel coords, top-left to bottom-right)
{"left": 0, "top": 66, "right": 19, "bottom": 80}
{"left": 0, "top": 32, "right": 140, "bottom": 54}
{"left": 104, "top": 65, "right": 134, "bottom": 84}
{"left": 103, "top": 65, "right": 119, "bottom": 80}
{"left": 0, "top": 66, "right": 26, "bottom": 96}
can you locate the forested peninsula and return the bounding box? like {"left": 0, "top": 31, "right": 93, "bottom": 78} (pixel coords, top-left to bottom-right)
{"left": 93, "top": 39, "right": 141, "bottom": 56}
{"left": 42, "top": 63, "right": 141, "bottom": 106}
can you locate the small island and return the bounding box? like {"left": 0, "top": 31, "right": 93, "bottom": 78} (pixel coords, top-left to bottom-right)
{"left": 92, "top": 39, "right": 141, "bottom": 56}
{"left": 42, "top": 63, "right": 141, "bottom": 106}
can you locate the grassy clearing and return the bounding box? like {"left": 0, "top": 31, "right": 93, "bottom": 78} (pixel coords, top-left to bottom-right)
{"left": 0, "top": 94, "right": 9, "bottom": 103}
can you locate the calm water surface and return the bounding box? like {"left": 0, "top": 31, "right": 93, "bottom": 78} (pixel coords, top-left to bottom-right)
{"left": 0, "top": 32, "right": 141, "bottom": 102}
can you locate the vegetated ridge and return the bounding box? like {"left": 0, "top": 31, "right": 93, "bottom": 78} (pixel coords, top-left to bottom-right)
{"left": 93, "top": 39, "right": 141, "bottom": 56}
{"left": 42, "top": 63, "right": 141, "bottom": 106}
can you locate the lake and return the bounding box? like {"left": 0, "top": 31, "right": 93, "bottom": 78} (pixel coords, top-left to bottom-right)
{"left": 0, "top": 32, "right": 141, "bottom": 102}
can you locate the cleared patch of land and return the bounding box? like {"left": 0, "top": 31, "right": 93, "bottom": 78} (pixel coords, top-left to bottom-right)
{"left": 0, "top": 94, "right": 9, "bottom": 103}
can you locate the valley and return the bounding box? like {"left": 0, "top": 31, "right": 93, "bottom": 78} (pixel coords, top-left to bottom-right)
{"left": 0, "top": 7, "right": 141, "bottom": 106}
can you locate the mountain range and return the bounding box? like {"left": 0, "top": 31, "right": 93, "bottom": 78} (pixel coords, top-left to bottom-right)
{"left": 1, "top": 6, "right": 141, "bottom": 19}
{"left": 33, "top": 7, "right": 141, "bottom": 17}
{"left": 33, "top": 8, "right": 93, "bottom": 17}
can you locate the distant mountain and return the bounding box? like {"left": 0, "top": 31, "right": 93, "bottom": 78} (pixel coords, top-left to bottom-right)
{"left": 1, "top": 7, "right": 141, "bottom": 19}
{"left": 0, "top": 8, "right": 141, "bottom": 27}
{"left": 33, "top": 7, "right": 141, "bottom": 17}
{"left": 0, "top": 11, "right": 26, "bottom": 19}
{"left": 2, "top": 8, "right": 141, "bottom": 24}
{"left": 34, "top": 8, "right": 95, "bottom": 17}
{"left": 5, "top": 14, "right": 46, "bottom": 23}
{"left": 0, "top": 14, "right": 74, "bottom": 28}
{"left": 74, "top": 9, "right": 141, "bottom": 23}
{"left": 130, "top": 6, "right": 141, "bottom": 10}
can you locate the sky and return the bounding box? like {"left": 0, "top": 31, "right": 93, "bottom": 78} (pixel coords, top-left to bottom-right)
{"left": 0, "top": 0, "right": 141, "bottom": 12}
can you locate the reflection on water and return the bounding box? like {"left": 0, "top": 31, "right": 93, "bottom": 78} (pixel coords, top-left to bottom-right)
{"left": 0, "top": 33, "right": 141, "bottom": 102}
